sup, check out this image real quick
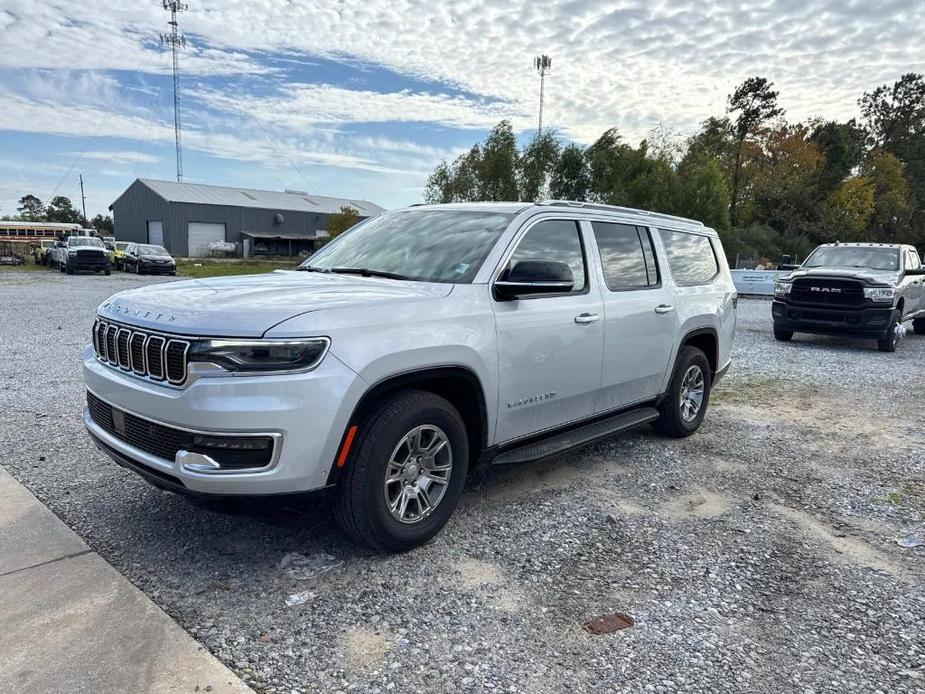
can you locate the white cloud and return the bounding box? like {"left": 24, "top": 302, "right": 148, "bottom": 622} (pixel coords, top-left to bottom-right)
{"left": 70, "top": 151, "right": 162, "bottom": 165}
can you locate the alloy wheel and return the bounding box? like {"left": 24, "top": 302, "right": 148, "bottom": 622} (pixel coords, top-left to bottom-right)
{"left": 679, "top": 365, "right": 705, "bottom": 422}
{"left": 384, "top": 424, "right": 452, "bottom": 524}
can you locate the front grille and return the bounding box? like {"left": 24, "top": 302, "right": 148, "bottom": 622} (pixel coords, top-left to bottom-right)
{"left": 92, "top": 319, "right": 190, "bottom": 385}
{"left": 86, "top": 391, "right": 274, "bottom": 469}
{"left": 790, "top": 278, "right": 865, "bottom": 307}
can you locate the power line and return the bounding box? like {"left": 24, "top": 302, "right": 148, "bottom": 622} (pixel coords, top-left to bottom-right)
{"left": 161, "top": 0, "right": 188, "bottom": 182}
{"left": 534, "top": 54, "right": 551, "bottom": 134}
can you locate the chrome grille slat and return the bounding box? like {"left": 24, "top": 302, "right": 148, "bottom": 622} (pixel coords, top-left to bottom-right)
{"left": 91, "top": 320, "right": 189, "bottom": 385}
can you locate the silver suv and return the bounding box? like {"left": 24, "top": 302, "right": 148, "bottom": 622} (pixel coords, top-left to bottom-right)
{"left": 83, "top": 201, "right": 736, "bottom": 550}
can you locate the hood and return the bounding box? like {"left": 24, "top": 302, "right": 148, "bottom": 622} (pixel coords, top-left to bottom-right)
{"left": 97, "top": 270, "right": 454, "bottom": 337}
{"left": 785, "top": 266, "right": 898, "bottom": 286}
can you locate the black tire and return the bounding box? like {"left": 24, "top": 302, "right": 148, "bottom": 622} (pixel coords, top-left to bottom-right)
{"left": 878, "top": 311, "right": 901, "bottom": 352}
{"left": 59, "top": 262, "right": 65, "bottom": 273}
{"left": 653, "top": 346, "right": 712, "bottom": 438}
{"left": 134, "top": 263, "right": 141, "bottom": 275}
{"left": 66, "top": 263, "right": 74, "bottom": 275}
{"left": 105, "top": 268, "right": 111, "bottom": 276}
{"left": 914, "top": 317, "right": 925, "bottom": 335}
{"left": 334, "top": 389, "right": 469, "bottom": 552}
{"left": 773, "top": 327, "right": 793, "bottom": 342}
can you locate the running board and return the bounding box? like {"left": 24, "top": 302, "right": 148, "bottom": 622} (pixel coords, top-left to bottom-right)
{"left": 490, "top": 407, "right": 659, "bottom": 465}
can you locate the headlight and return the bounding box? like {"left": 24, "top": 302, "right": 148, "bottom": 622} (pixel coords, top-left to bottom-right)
{"left": 188, "top": 338, "right": 329, "bottom": 373}
{"left": 774, "top": 281, "right": 792, "bottom": 297}
{"left": 67, "top": 249, "right": 78, "bottom": 256}
{"left": 863, "top": 287, "right": 896, "bottom": 303}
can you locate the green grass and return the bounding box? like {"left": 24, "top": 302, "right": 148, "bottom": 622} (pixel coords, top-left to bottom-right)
{"left": 175, "top": 259, "right": 298, "bottom": 278}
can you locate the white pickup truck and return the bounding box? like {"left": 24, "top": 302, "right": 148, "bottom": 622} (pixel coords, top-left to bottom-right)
{"left": 49, "top": 236, "right": 111, "bottom": 275}
{"left": 83, "top": 201, "right": 736, "bottom": 550}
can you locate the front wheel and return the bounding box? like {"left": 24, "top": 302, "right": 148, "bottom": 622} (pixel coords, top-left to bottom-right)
{"left": 774, "top": 327, "right": 794, "bottom": 342}
{"left": 334, "top": 389, "right": 468, "bottom": 552}
{"left": 878, "top": 311, "right": 902, "bottom": 352}
{"left": 653, "top": 346, "right": 712, "bottom": 438}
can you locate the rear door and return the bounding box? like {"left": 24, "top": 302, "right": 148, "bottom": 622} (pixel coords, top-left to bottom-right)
{"left": 492, "top": 218, "right": 605, "bottom": 443}
{"left": 904, "top": 248, "right": 923, "bottom": 315}
{"left": 590, "top": 221, "right": 677, "bottom": 412}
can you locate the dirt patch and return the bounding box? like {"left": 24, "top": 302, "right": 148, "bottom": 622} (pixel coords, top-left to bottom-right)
{"left": 660, "top": 490, "right": 733, "bottom": 520}
{"left": 456, "top": 557, "right": 503, "bottom": 587}
{"left": 341, "top": 627, "right": 392, "bottom": 672}
{"left": 770, "top": 503, "right": 906, "bottom": 578}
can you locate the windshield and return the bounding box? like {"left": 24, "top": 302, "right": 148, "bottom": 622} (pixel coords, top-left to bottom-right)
{"left": 139, "top": 244, "right": 169, "bottom": 255}
{"left": 803, "top": 246, "right": 899, "bottom": 271}
{"left": 69, "top": 237, "right": 104, "bottom": 248}
{"left": 116, "top": 242, "right": 129, "bottom": 251}
{"left": 302, "top": 209, "right": 516, "bottom": 283}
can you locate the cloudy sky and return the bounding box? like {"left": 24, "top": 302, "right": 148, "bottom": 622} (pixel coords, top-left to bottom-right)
{"left": 1, "top": 0, "right": 922, "bottom": 218}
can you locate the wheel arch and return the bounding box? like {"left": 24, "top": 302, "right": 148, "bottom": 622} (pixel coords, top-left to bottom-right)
{"left": 679, "top": 327, "right": 719, "bottom": 375}
{"left": 327, "top": 365, "right": 489, "bottom": 484}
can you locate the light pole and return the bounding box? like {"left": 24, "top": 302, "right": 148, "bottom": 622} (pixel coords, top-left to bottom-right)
{"left": 534, "top": 55, "right": 552, "bottom": 134}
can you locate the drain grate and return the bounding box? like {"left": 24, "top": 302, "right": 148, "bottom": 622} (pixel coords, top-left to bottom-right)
{"left": 582, "top": 612, "right": 635, "bottom": 635}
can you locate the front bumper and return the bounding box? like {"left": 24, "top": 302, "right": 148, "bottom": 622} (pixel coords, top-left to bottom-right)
{"left": 139, "top": 261, "right": 175, "bottom": 274}
{"left": 772, "top": 300, "right": 894, "bottom": 337}
{"left": 82, "top": 345, "right": 367, "bottom": 495}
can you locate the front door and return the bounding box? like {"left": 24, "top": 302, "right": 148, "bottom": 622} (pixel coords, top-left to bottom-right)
{"left": 492, "top": 219, "right": 605, "bottom": 443}
{"left": 589, "top": 222, "right": 677, "bottom": 412}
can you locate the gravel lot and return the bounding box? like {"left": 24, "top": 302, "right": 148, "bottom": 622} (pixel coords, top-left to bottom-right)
{"left": 1, "top": 270, "right": 923, "bottom": 694}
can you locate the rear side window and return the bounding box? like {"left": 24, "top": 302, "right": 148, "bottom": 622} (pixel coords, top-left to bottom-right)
{"left": 508, "top": 220, "right": 586, "bottom": 293}
{"left": 591, "top": 222, "right": 659, "bottom": 290}
{"left": 659, "top": 229, "right": 719, "bottom": 286}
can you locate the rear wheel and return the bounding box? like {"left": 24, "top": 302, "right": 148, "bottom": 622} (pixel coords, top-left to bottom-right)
{"left": 914, "top": 317, "right": 925, "bottom": 335}
{"left": 334, "top": 389, "right": 468, "bottom": 552}
{"left": 654, "top": 346, "right": 712, "bottom": 438}
{"left": 878, "top": 311, "right": 902, "bottom": 352}
{"left": 773, "top": 327, "right": 794, "bottom": 342}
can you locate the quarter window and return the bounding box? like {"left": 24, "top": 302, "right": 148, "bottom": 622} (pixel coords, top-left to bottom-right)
{"left": 906, "top": 249, "right": 921, "bottom": 270}
{"left": 591, "top": 222, "right": 659, "bottom": 290}
{"left": 507, "top": 220, "right": 586, "bottom": 294}
{"left": 659, "top": 229, "right": 719, "bottom": 286}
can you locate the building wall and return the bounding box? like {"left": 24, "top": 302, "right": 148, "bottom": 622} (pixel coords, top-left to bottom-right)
{"left": 111, "top": 180, "right": 361, "bottom": 256}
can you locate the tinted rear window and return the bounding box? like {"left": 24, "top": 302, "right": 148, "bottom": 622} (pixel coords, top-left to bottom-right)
{"left": 658, "top": 230, "right": 718, "bottom": 286}
{"left": 591, "top": 222, "right": 659, "bottom": 290}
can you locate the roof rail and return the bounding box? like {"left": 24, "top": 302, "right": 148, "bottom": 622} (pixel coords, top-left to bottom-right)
{"left": 536, "top": 200, "right": 704, "bottom": 227}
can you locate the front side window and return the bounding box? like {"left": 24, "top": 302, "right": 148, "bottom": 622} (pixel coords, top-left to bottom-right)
{"left": 591, "top": 222, "right": 659, "bottom": 290}
{"left": 506, "top": 220, "right": 586, "bottom": 294}
{"left": 659, "top": 230, "right": 719, "bottom": 286}
{"left": 303, "top": 209, "right": 515, "bottom": 283}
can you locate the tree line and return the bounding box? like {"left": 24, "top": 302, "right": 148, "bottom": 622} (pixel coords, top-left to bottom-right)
{"left": 3, "top": 193, "right": 114, "bottom": 233}
{"left": 426, "top": 74, "right": 925, "bottom": 264}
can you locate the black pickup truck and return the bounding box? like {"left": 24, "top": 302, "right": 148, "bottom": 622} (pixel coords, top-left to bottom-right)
{"left": 772, "top": 242, "right": 925, "bottom": 352}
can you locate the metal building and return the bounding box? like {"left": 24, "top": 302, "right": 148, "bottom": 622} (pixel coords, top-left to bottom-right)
{"left": 109, "top": 178, "right": 385, "bottom": 258}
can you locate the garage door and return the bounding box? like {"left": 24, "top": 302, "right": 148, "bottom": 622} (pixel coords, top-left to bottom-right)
{"left": 147, "top": 221, "right": 163, "bottom": 246}
{"left": 187, "top": 222, "right": 226, "bottom": 257}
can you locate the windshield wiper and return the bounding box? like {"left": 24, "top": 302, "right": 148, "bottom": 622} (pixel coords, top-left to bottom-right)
{"left": 296, "top": 265, "right": 330, "bottom": 273}
{"left": 329, "top": 267, "right": 411, "bottom": 281}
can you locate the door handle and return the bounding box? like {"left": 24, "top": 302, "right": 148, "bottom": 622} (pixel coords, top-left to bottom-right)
{"left": 655, "top": 304, "right": 675, "bottom": 314}
{"left": 574, "top": 313, "right": 600, "bottom": 324}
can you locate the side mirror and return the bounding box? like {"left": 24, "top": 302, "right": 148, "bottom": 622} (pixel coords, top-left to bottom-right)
{"left": 905, "top": 268, "right": 925, "bottom": 276}
{"left": 494, "top": 259, "right": 574, "bottom": 300}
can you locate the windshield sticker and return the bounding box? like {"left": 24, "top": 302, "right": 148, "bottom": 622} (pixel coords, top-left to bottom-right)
{"left": 454, "top": 263, "right": 470, "bottom": 275}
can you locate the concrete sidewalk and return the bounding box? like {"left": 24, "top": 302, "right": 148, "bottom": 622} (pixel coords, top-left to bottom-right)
{"left": 0, "top": 466, "right": 251, "bottom": 694}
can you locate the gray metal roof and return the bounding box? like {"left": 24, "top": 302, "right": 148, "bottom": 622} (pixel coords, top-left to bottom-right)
{"left": 136, "top": 178, "right": 385, "bottom": 216}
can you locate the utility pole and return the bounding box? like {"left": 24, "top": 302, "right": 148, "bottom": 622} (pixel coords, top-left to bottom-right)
{"left": 161, "top": 0, "right": 188, "bottom": 182}
{"left": 78, "top": 174, "right": 87, "bottom": 222}
{"left": 533, "top": 55, "right": 551, "bottom": 134}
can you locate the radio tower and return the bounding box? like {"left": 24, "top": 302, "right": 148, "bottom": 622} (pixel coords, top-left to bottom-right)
{"left": 533, "top": 55, "right": 551, "bottom": 134}
{"left": 161, "top": 1, "right": 188, "bottom": 182}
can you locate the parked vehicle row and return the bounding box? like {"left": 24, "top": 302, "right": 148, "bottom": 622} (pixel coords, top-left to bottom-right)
{"left": 772, "top": 242, "right": 925, "bottom": 352}
{"left": 34, "top": 237, "right": 176, "bottom": 276}
{"left": 81, "top": 200, "right": 736, "bottom": 551}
